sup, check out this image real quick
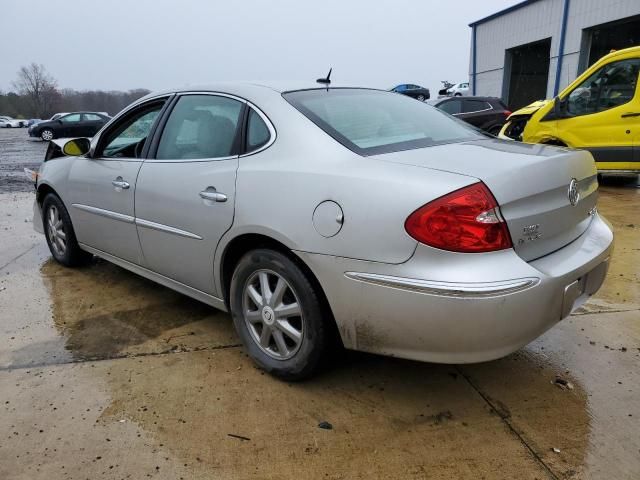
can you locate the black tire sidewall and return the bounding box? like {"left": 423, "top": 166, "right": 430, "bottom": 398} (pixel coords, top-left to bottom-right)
{"left": 229, "top": 249, "right": 327, "bottom": 380}
{"left": 42, "top": 194, "right": 90, "bottom": 267}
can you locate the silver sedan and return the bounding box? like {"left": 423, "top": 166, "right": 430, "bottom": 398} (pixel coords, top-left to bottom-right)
{"left": 33, "top": 84, "right": 613, "bottom": 379}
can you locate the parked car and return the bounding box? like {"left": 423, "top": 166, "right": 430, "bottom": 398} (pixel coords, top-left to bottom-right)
{"left": 27, "top": 118, "right": 43, "bottom": 127}
{"left": 500, "top": 46, "right": 640, "bottom": 173}
{"left": 390, "top": 84, "right": 430, "bottom": 101}
{"left": 33, "top": 84, "right": 612, "bottom": 380}
{"left": 29, "top": 113, "right": 68, "bottom": 136}
{"left": 447, "top": 82, "right": 470, "bottom": 96}
{"left": 430, "top": 96, "right": 511, "bottom": 135}
{"left": 0, "top": 116, "right": 27, "bottom": 128}
{"left": 29, "top": 112, "right": 110, "bottom": 141}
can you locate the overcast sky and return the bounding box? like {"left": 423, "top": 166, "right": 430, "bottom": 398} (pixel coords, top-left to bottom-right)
{"left": 1, "top": 0, "right": 512, "bottom": 94}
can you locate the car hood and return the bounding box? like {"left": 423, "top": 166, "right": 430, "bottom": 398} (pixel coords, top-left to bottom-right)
{"left": 508, "top": 99, "right": 551, "bottom": 118}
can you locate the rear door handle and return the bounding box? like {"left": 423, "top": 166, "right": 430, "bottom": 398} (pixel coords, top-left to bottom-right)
{"left": 621, "top": 112, "right": 640, "bottom": 118}
{"left": 112, "top": 177, "right": 130, "bottom": 190}
{"left": 199, "top": 189, "right": 227, "bottom": 203}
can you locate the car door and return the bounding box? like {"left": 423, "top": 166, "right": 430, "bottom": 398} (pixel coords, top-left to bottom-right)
{"left": 66, "top": 98, "right": 169, "bottom": 264}
{"left": 58, "top": 113, "right": 82, "bottom": 137}
{"left": 134, "top": 93, "right": 244, "bottom": 295}
{"left": 557, "top": 59, "right": 640, "bottom": 164}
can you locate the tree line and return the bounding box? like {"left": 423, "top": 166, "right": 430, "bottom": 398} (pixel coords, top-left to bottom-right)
{"left": 0, "top": 63, "right": 150, "bottom": 119}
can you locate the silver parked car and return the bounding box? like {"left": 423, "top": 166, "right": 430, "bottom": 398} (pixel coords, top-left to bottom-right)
{"left": 33, "top": 83, "right": 613, "bottom": 379}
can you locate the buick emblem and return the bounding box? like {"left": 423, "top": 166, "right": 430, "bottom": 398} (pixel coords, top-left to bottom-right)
{"left": 567, "top": 178, "right": 579, "bottom": 206}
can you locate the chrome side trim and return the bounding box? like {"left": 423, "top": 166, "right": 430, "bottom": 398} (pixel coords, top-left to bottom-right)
{"left": 453, "top": 103, "right": 494, "bottom": 116}
{"left": 72, "top": 204, "right": 134, "bottom": 224}
{"left": 344, "top": 272, "right": 540, "bottom": 298}
{"left": 135, "top": 218, "right": 203, "bottom": 240}
{"left": 79, "top": 243, "right": 227, "bottom": 311}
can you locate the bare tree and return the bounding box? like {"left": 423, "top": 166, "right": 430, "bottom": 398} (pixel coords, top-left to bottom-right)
{"left": 12, "top": 63, "right": 58, "bottom": 118}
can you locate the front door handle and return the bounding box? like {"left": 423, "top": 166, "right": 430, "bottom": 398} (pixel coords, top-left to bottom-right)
{"left": 621, "top": 112, "right": 640, "bottom": 118}
{"left": 199, "top": 189, "right": 227, "bottom": 203}
{"left": 112, "top": 177, "right": 130, "bottom": 190}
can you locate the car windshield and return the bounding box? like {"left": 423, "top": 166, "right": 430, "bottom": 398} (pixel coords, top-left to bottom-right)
{"left": 283, "top": 88, "right": 481, "bottom": 155}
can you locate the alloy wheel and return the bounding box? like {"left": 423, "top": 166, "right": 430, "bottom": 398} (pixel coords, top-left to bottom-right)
{"left": 41, "top": 130, "right": 53, "bottom": 141}
{"left": 242, "top": 269, "right": 304, "bottom": 360}
{"left": 47, "top": 205, "right": 67, "bottom": 257}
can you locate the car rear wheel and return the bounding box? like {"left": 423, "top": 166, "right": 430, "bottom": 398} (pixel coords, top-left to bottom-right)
{"left": 42, "top": 194, "right": 92, "bottom": 267}
{"left": 229, "top": 249, "right": 329, "bottom": 380}
{"left": 454, "top": 93, "right": 462, "bottom": 97}
{"left": 41, "top": 129, "right": 54, "bottom": 141}
{"left": 417, "top": 94, "right": 425, "bottom": 101}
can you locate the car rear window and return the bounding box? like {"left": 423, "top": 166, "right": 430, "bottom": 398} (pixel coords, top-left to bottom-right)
{"left": 283, "top": 89, "right": 481, "bottom": 155}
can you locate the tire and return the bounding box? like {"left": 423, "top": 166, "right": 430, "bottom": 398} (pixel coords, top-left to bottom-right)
{"left": 42, "top": 194, "right": 92, "bottom": 267}
{"left": 417, "top": 94, "right": 425, "bottom": 101}
{"left": 41, "top": 129, "right": 54, "bottom": 141}
{"left": 229, "top": 249, "right": 329, "bottom": 380}
{"left": 454, "top": 93, "right": 462, "bottom": 97}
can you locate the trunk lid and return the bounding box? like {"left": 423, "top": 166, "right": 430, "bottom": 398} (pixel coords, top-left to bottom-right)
{"left": 377, "top": 139, "right": 598, "bottom": 261}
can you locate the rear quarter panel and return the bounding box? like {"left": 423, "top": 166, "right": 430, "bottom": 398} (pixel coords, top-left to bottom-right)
{"left": 220, "top": 100, "right": 476, "bottom": 266}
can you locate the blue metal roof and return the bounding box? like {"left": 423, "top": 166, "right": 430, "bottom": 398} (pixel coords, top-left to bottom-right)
{"left": 468, "top": 0, "right": 543, "bottom": 27}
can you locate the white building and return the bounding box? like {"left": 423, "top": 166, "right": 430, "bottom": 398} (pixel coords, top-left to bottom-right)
{"left": 469, "top": 0, "right": 640, "bottom": 109}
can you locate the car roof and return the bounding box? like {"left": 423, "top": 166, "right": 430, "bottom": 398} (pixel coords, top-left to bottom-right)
{"left": 138, "top": 82, "right": 386, "bottom": 101}
{"left": 437, "top": 96, "right": 502, "bottom": 102}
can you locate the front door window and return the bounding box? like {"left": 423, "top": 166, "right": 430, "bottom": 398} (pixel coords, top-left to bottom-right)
{"left": 567, "top": 59, "right": 640, "bottom": 116}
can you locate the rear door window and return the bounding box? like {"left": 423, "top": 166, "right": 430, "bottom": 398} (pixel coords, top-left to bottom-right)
{"left": 156, "top": 95, "right": 243, "bottom": 160}
{"left": 438, "top": 99, "right": 462, "bottom": 115}
{"left": 463, "top": 100, "right": 491, "bottom": 113}
{"left": 83, "top": 113, "right": 104, "bottom": 121}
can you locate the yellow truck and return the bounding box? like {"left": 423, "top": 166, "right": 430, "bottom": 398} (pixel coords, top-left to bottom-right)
{"left": 500, "top": 46, "right": 640, "bottom": 173}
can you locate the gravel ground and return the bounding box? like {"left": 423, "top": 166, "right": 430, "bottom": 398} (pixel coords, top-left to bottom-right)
{"left": 0, "top": 128, "right": 47, "bottom": 193}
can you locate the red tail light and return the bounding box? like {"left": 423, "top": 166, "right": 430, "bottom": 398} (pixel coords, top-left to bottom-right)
{"left": 504, "top": 110, "right": 512, "bottom": 117}
{"left": 405, "top": 183, "right": 512, "bottom": 253}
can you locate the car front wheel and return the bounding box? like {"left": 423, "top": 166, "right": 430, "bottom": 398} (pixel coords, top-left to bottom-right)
{"left": 229, "top": 249, "right": 329, "bottom": 380}
{"left": 41, "top": 129, "right": 54, "bottom": 141}
{"left": 417, "top": 94, "right": 425, "bottom": 101}
{"left": 42, "top": 194, "right": 92, "bottom": 267}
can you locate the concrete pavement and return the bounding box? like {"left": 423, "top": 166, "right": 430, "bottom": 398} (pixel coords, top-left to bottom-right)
{"left": 1, "top": 181, "right": 639, "bottom": 479}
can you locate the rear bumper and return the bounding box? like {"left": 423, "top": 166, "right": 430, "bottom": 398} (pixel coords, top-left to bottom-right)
{"left": 296, "top": 213, "right": 613, "bottom": 364}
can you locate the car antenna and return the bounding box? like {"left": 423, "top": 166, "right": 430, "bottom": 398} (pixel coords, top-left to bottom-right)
{"left": 316, "top": 68, "right": 332, "bottom": 89}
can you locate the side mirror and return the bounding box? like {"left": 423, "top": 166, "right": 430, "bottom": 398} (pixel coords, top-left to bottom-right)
{"left": 62, "top": 138, "right": 91, "bottom": 157}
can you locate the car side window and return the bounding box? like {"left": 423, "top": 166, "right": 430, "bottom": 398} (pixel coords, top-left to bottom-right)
{"left": 246, "top": 108, "right": 271, "bottom": 152}
{"left": 83, "top": 113, "right": 103, "bottom": 121}
{"left": 156, "top": 95, "right": 243, "bottom": 160}
{"left": 60, "top": 114, "right": 81, "bottom": 123}
{"left": 438, "top": 99, "right": 462, "bottom": 115}
{"left": 567, "top": 59, "right": 640, "bottom": 116}
{"left": 97, "top": 101, "right": 165, "bottom": 159}
{"left": 463, "top": 100, "right": 490, "bottom": 113}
